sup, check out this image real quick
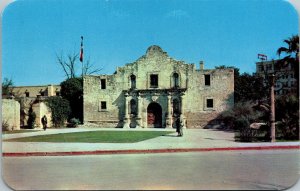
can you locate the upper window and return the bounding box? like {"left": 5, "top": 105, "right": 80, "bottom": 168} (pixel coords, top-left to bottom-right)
{"left": 205, "top": 74, "right": 211, "bottom": 86}
{"left": 258, "top": 65, "right": 263, "bottom": 72}
{"left": 101, "top": 79, "right": 106, "bottom": 89}
{"left": 173, "top": 73, "right": 179, "bottom": 88}
{"left": 150, "top": 74, "right": 158, "bottom": 88}
{"left": 25, "top": 92, "right": 29, "bottom": 97}
{"left": 130, "top": 75, "right": 136, "bottom": 89}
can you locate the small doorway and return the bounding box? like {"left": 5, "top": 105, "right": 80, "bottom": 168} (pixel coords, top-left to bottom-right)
{"left": 147, "top": 102, "right": 162, "bottom": 128}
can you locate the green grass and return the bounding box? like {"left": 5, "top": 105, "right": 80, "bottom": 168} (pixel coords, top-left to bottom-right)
{"left": 5, "top": 130, "right": 173, "bottom": 143}
{"left": 2, "top": 130, "right": 40, "bottom": 134}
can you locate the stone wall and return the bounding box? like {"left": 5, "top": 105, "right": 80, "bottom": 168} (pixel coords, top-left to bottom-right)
{"left": 2, "top": 99, "right": 20, "bottom": 131}
{"left": 32, "top": 102, "right": 52, "bottom": 128}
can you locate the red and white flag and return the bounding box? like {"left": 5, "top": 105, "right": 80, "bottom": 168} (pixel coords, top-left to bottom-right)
{"left": 258, "top": 53, "right": 267, "bottom": 61}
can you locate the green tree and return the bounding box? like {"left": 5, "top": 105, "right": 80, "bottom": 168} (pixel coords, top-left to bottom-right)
{"left": 60, "top": 77, "right": 83, "bottom": 122}
{"left": 1, "top": 77, "right": 14, "bottom": 97}
{"left": 45, "top": 97, "right": 71, "bottom": 127}
{"left": 234, "top": 73, "right": 267, "bottom": 103}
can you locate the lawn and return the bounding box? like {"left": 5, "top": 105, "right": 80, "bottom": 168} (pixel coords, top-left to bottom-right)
{"left": 5, "top": 130, "right": 173, "bottom": 143}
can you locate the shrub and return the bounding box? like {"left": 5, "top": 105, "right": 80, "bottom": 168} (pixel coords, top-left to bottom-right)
{"left": 2, "top": 120, "right": 10, "bottom": 131}
{"left": 219, "top": 101, "right": 264, "bottom": 130}
{"left": 45, "top": 97, "right": 71, "bottom": 127}
{"left": 68, "top": 118, "right": 80, "bottom": 128}
{"left": 275, "top": 95, "right": 299, "bottom": 140}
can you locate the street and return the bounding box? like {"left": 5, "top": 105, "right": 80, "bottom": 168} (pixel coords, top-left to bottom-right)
{"left": 2, "top": 149, "right": 299, "bottom": 190}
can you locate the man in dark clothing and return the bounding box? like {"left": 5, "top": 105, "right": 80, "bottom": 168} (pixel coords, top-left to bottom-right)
{"left": 175, "top": 114, "right": 183, "bottom": 137}
{"left": 41, "top": 115, "right": 47, "bottom": 131}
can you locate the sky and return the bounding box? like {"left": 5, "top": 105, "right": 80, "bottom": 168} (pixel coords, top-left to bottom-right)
{"left": 1, "top": 0, "right": 299, "bottom": 86}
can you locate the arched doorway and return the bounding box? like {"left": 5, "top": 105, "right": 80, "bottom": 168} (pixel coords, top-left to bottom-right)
{"left": 147, "top": 102, "right": 162, "bottom": 128}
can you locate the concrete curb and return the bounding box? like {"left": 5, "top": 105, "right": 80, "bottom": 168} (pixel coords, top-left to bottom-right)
{"left": 3, "top": 145, "right": 299, "bottom": 157}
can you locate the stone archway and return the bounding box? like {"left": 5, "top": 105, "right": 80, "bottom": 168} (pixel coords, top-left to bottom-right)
{"left": 147, "top": 102, "right": 162, "bottom": 128}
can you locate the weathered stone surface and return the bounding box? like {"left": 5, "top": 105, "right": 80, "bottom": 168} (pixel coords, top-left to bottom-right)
{"left": 2, "top": 99, "right": 20, "bottom": 130}
{"left": 83, "top": 45, "right": 234, "bottom": 128}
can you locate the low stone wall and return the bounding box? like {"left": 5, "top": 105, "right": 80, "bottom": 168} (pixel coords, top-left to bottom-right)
{"left": 185, "top": 112, "right": 220, "bottom": 128}
{"left": 2, "top": 99, "right": 20, "bottom": 131}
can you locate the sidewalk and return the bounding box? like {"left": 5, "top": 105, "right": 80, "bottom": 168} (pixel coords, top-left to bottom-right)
{"left": 2, "top": 128, "right": 299, "bottom": 156}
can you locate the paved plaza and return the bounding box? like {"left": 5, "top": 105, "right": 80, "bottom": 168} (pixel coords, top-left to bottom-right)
{"left": 2, "top": 128, "right": 299, "bottom": 155}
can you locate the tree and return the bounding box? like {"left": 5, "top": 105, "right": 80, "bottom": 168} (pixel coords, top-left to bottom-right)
{"left": 56, "top": 52, "right": 78, "bottom": 79}
{"left": 234, "top": 73, "right": 267, "bottom": 103}
{"left": 60, "top": 77, "right": 83, "bottom": 122}
{"left": 277, "top": 35, "right": 299, "bottom": 95}
{"left": 45, "top": 96, "right": 71, "bottom": 127}
{"left": 2, "top": 77, "right": 14, "bottom": 97}
{"left": 56, "top": 52, "right": 101, "bottom": 79}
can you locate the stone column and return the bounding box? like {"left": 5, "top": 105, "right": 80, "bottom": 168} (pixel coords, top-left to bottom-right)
{"left": 136, "top": 94, "right": 142, "bottom": 128}
{"left": 166, "top": 93, "right": 172, "bottom": 128}
{"left": 123, "top": 93, "right": 130, "bottom": 128}
{"left": 180, "top": 93, "right": 187, "bottom": 129}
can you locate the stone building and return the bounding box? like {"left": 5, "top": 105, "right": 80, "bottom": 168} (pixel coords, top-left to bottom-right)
{"left": 7, "top": 84, "right": 60, "bottom": 128}
{"left": 83, "top": 45, "right": 234, "bottom": 128}
{"left": 256, "top": 60, "right": 297, "bottom": 95}
{"left": 11, "top": 84, "right": 61, "bottom": 98}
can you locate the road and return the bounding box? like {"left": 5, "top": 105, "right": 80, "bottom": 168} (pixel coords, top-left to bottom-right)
{"left": 2, "top": 150, "right": 299, "bottom": 190}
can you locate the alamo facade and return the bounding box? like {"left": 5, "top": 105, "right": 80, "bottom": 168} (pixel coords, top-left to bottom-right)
{"left": 83, "top": 45, "right": 234, "bottom": 129}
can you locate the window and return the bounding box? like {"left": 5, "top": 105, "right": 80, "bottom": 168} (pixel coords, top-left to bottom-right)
{"left": 205, "top": 74, "right": 211, "bottom": 86}
{"left": 206, "top": 99, "right": 214, "bottom": 108}
{"left": 56, "top": 91, "right": 60, "bottom": 96}
{"left": 100, "top": 101, "right": 107, "bottom": 110}
{"left": 25, "top": 92, "right": 29, "bottom": 97}
{"left": 173, "top": 73, "right": 179, "bottom": 88}
{"left": 41, "top": 91, "right": 45, "bottom": 96}
{"left": 130, "top": 75, "right": 136, "bottom": 89}
{"left": 101, "top": 79, "right": 106, "bottom": 89}
{"left": 150, "top": 74, "right": 158, "bottom": 88}
{"left": 266, "top": 64, "right": 272, "bottom": 71}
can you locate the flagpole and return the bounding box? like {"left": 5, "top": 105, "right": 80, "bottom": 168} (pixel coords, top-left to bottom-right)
{"left": 80, "top": 36, "right": 84, "bottom": 78}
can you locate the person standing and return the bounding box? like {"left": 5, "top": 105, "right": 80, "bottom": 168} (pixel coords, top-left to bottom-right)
{"left": 175, "top": 114, "right": 183, "bottom": 137}
{"left": 41, "top": 115, "right": 47, "bottom": 131}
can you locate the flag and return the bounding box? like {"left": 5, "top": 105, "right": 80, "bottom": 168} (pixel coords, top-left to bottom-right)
{"left": 258, "top": 53, "right": 267, "bottom": 61}
{"left": 80, "top": 36, "right": 83, "bottom": 62}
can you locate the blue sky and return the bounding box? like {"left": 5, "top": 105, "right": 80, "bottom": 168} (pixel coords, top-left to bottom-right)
{"left": 1, "top": 0, "right": 298, "bottom": 86}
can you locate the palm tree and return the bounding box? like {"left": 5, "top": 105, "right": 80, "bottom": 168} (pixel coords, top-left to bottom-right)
{"left": 277, "top": 35, "right": 299, "bottom": 95}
